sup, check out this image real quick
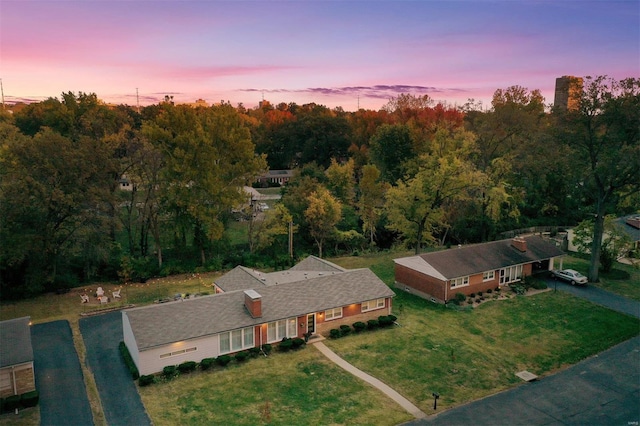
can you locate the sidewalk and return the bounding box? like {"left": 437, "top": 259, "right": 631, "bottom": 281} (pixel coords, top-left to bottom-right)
{"left": 312, "top": 341, "right": 427, "bottom": 419}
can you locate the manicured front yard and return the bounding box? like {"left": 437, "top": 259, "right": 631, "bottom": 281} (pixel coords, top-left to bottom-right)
{"left": 325, "top": 290, "right": 638, "bottom": 412}
{"left": 138, "top": 348, "right": 411, "bottom": 426}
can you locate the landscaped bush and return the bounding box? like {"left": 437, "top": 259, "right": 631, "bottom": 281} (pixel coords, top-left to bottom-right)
{"left": 279, "top": 338, "right": 294, "bottom": 352}
{"left": 378, "top": 315, "right": 394, "bottom": 327}
{"left": 388, "top": 314, "right": 397, "bottom": 322}
{"left": 200, "top": 357, "right": 215, "bottom": 370}
{"left": 249, "top": 347, "right": 261, "bottom": 357}
{"left": 119, "top": 341, "right": 140, "bottom": 380}
{"left": 177, "top": 361, "right": 197, "bottom": 373}
{"left": 20, "top": 390, "right": 39, "bottom": 408}
{"left": 340, "top": 324, "right": 352, "bottom": 336}
{"left": 353, "top": 321, "right": 366, "bottom": 332}
{"left": 452, "top": 292, "right": 467, "bottom": 305}
{"left": 163, "top": 365, "right": 177, "bottom": 379}
{"left": 261, "top": 344, "right": 272, "bottom": 355}
{"left": 330, "top": 328, "right": 342, "bottom": 339}
{"left": 469, "top": 293, "right": 476, "bottom": 298}
{"left": 530, "top": 279, "right": 548, "bottom": 290}
{"left": 487, "top": 288, "right": 492, "bottom": 294}
{"left": 216, "top": 355, "right": 232, "bottom": 366}
{"left": 235, "top": 351, "right": 250, "bottom": 362}
{"left": 511, "top": 284, "right": 526, "bottom": 295}
{"left": 478, "top": 291, "right": 483, "bottom": 297}
{"left": 367, "top": 319, "right": 379, "bottom": 329}
{"left": 3, "top": 395, "right": 20, "bottom": 412}
{"left": 138, "top": 374, "right": 156, "bottom": 387}
{"left": 291, "top": 338, "right": 305, "bottom": 349}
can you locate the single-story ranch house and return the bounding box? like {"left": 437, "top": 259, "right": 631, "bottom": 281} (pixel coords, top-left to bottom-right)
{"left": 123, "top": 256, "right": 395, "bottom": 376}
{"left": 394, "top": 236, "right": 565, "bottom": 304}
{"left": 0, "top": 317, "right": 36, "bottom": 398}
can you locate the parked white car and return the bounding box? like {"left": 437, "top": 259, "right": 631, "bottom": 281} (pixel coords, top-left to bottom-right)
{"left": 552, "top": 269, "right": 588, "bottom": 285}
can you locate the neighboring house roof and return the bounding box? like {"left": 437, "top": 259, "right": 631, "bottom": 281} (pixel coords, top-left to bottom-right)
{"left": 0, "top": 317, "right": 33, "bottom": 368}
{"left": 616, "top": 214, "right": 640, "bottom": 243}
{"left": 125, "top": 263, "right": 394, "bottom": 351}
{"left": 289, "top": 256, "right": 346, "bottom": 273}
{"left": 394, "top": 236, "right": 565, "bottom": 280}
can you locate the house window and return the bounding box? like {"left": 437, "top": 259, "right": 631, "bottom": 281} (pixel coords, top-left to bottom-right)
{"left": 324, "top": 307, "right": 343, "bottom": 321}
{"left": 499, "top": 265, "right": 523, "bottom": 284}
{"left": 361, "top": 298, "right": 385, "bottom": 312}
{"left": 450, "top": 276, "right": 469, "bottom": 288}
{"left": 483, "top": 271, "right": 495, "bottom": 282}
{"left": 159, "top": 346, "right": 197, "bottom": 359}
{"left": 219, "top": 327, "right": 254, "bottom": 354}
{"left": 267, "top": 318, "right": 297, "bottom": 343}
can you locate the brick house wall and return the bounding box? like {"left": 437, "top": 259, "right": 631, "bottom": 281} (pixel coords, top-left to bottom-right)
{"left": 395, "top": 264, "right": 446, "bottom": 302}
{"left": 315, "top": 298, "right": 392, "bottom": 336}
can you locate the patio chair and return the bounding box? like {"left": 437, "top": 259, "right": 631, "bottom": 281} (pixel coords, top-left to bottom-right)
{"left": 80, "top": 294, "right": 89, "bottom": 303}
{"left": 96, "top": 286, "right": 105, "bottom": 297}
{"left": 99, "top": 296, "right": 109, "bottom": 304}
{"left": 112, "top": 289, "right": 121, "bottom": 299}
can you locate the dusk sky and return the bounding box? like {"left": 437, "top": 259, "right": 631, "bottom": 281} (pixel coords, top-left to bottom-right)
{"left": 1, "top": 1, "right": 638, "bottom": 111}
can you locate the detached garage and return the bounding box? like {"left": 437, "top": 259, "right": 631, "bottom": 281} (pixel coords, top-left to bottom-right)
{"left": 0, "top": 317, "right": 36, "bottom": 398}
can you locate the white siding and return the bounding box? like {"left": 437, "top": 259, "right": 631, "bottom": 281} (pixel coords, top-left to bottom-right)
{"left": 122, "top": 313, "right": 140, "bottom": 371}
{"left": 137, "top": 333, "right": 222, "bottom": 376}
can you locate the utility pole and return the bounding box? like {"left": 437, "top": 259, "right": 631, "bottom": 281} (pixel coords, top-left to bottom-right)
{"left": 0, "top": 78, "right": 5, "bottom": 110}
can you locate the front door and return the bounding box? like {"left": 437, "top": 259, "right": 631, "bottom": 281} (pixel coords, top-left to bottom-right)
{"left": 307, "top": 314, "right": 315, "bottom": 335}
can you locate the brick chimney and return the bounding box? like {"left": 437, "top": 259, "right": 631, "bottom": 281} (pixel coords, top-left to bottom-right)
{"left": 511, "top": 237, "right": 527, "bottom": 252}
{"left": 244, "top": 290, "right": 262, "bottom": 318}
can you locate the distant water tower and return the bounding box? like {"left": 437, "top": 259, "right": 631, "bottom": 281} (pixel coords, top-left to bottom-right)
{"left": 554, "top": 76, "right": 583, "bottom": 111}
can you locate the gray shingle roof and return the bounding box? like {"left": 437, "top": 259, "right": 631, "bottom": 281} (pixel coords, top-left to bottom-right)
{"left": 0, "top": 317, "right": 33, "bottom": 368}
{"left": 394, "top": 236, "right": 565, "bottom": 280}
{"left": 125, "top": 267, "right": 394, "bottom": 350}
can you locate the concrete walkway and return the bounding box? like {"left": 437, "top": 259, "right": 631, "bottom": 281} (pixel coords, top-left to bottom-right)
{"left": 312, "top": 341, "right": 427, "bottom": 419}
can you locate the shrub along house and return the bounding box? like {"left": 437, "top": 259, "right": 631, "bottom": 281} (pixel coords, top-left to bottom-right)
{"left": 394, "top": 236, "right": 565, "bottom": 304}
{"left": 0, "top": 317, "right": 36, "bottom": 399}
{"left": 123, "top": 256, "right": 395, "bottom": 376}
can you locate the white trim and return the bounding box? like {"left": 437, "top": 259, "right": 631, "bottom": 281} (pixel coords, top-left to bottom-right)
{"left": 219, "top": 327, "right": 254, "bottom": 355}
{"left": 324, "top": 307, "right": 343, "bottom": 321}
{"left": 361, "top": 298, "right": 385, "bottom": 312}
{"left": 266, "top": 318, "right": 298, "bottom": 343}
{"left": 482, "top": 271, "right": 495, "bottom": 282}
{"left": 450, "top": 276, "right": 469, "bottom": 288}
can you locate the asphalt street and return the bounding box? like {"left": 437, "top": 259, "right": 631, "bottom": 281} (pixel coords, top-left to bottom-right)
{"left": 31, "top": 320, "right": 93, "bottom": 426}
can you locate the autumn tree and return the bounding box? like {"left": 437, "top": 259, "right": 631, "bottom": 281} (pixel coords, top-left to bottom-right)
{"left": 369, "top": 123, "right": 415, "bottom": 183}
{"left": 325, "top": 158, "right": 356, "bottom": 205}
{"left": 357, "top": 164, "right": 389, "bottom": 245}
{"left": 555, "top": 76, "right": 640, "bottom": 281}
{"left": 304, "top": 187, "right": 342, "bottom": 258}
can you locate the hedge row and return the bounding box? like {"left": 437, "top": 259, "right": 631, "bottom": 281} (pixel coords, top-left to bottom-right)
{"left": 119, "top": 342, "right": 140, "bottom": 380}
{"left": 0, "top": 390, "right": 39, "bottom": 413}
{"left": 138, "top": 344, "right": 276, "bottom": 387}
{"left": 330, "top": 315, "right": 398, "bottom": 338}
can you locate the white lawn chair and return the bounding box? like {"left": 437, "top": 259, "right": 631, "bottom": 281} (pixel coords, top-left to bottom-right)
{"left": 112, "top": 289, "right": 121, "bottom": 299}
{"left": 99, "top": 296, "right": 109, "bottom": 304}
{"left": 96, "top": 286, "right": 104, "bottom": 297}
{"left": 80, "top": 294, "right": 89, "bottom": 303}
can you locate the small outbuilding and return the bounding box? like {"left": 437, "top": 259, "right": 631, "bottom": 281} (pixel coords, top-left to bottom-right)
{"left": 394, "top": 236, "right": 565, "bottom": 304}
{"left": 0, "top": 317, "right": 36, "bottom": 398}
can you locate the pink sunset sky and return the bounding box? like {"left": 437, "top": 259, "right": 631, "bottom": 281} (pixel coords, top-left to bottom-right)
{"left": 1, "top": 1, "right": 638, "bottom": 111}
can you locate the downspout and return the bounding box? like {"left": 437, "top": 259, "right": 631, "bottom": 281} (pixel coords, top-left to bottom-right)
{"left": 12, "top": 365, "right": 17, "bottom": 395}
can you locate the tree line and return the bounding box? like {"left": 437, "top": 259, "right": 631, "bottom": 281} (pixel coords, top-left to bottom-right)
{"left": 1, "top": 76, "right": 638, "bottom": 298}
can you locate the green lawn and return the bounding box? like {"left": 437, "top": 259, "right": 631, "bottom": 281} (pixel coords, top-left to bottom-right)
{"left": 139, "top": 348, "right": 411, "bottom": 426}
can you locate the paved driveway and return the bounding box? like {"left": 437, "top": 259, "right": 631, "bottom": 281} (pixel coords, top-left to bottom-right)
{"left": 79, "top": 311, "right": 150, "bottom": 426}
{"left": 546, "top": 278, "right": 640, "bottom": 318}
{"left": 31, "top": 320, "right": 93, "bottom": 426}
{"left": 405, "top": 281, "right": 640, "bottom": 426}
